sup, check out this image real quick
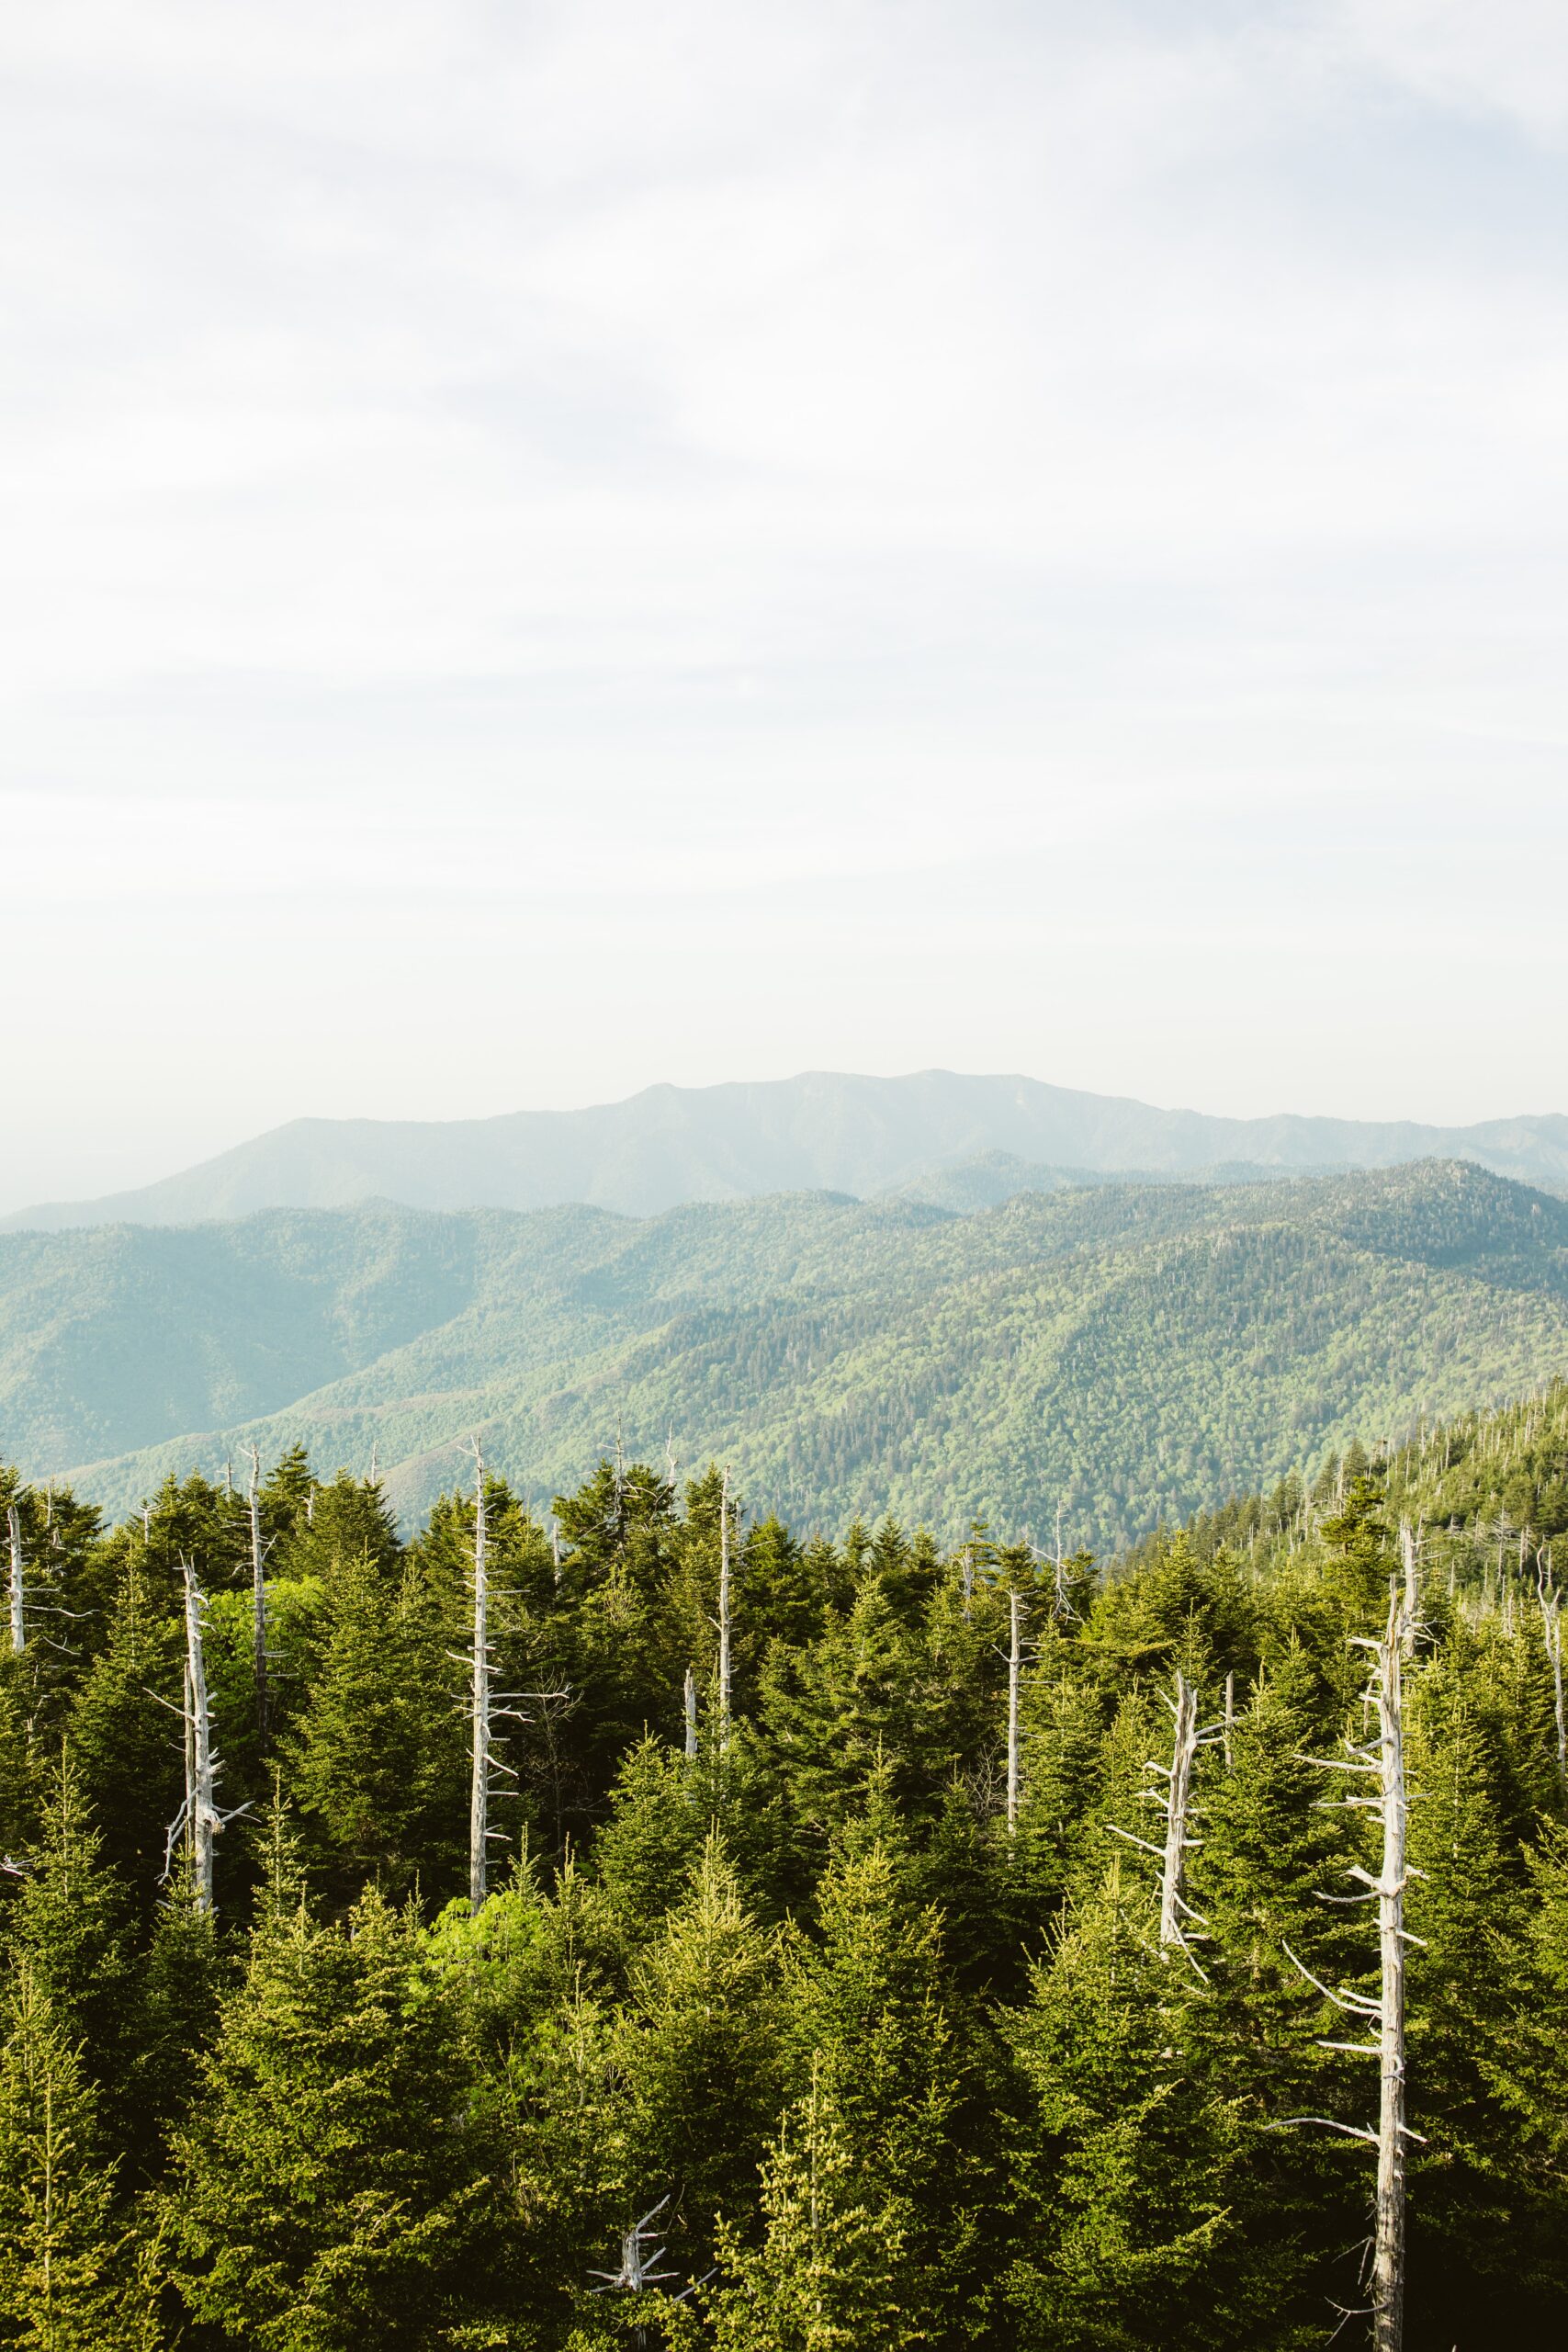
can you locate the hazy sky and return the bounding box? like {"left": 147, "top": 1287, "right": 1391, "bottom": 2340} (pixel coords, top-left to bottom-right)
{"left": 4, "top": 1, "right": 1567, "bottom": 1209}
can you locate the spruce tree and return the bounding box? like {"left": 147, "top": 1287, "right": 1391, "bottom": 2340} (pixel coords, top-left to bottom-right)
{"left": 168, "top": 1876, "right": 489, "bottom": 2348}
{"left": 0, "top": 1960, "right": 149, "bottom": 2350}
{"left": 287, "top": 1550, "right": 466, "bottom": 1905}
{"left": 615, "top": 1838, "right": 783, "bottom": 2277}
{"left": 1005, "top": 1866, "right": 1262, "bottom": 2352}
{"left": 63, "top": 1569, "right": 183, "bottom": 1911}
{"left": 684, "top": 2066, "right": 918, "bottom": 2352}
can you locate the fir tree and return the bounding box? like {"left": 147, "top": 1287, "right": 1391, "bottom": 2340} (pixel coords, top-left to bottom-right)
{"left": 0, "top": 1960, "right": 149, "bottom": 2350}
{"left": 167, "top": 1879, "right": 489, "bottom": 2349}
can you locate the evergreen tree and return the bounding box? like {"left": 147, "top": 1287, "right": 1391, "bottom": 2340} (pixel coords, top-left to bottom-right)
{"left": 684, "top": 2067, "right": 918, "bottom": 2352}
{"left": 63, "top": 1570, "right": 183, "bottom": 1911}
{"left": 6, "top": 1756, "right": 135, "bottom": 2127}
{"left": 1005, "top": 1868, "right": 1263, "bottom": 2351}
{"left": 168, "top": 1878, "right": 489, "bottom": 2349}
{"left": 0, "top": 1960, "right": 150, "bottom": 2350}
{"left": 287, "top": 1550, "right": 466, "bottom": 1904}
{"left": 615, "top": 1838, "right": 783, "bottom": 2275}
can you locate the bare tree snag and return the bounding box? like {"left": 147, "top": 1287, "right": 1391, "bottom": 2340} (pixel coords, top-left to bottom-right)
{"left": 683, "top": 1665, "right": 698, "bottom": 1761}
{"left": 1006, "top": 1583, "right": 1025, "bottom": 1836}
{"left": 1157, "top": 1675, "right": 1206, "bottom": 1957}
{"left": 1110, "top": 1671, "right": 1222, "bottom": 1973}
{"left": 6, "top": 1502, "right": 22, "bottom": 1656}
{"left": 1280, "top": 1590, "right": 1419, "bottom": 2352}
{"left": 468, "top": 1439, "right": 490, "bottom": 1915}
{"left": 716, "top": 1464, "right": 733, "bottom": 1752}
{"left": 246, "top": 1442, "right": 268, "bottom": 1746}
{"left": 164, "top": 1558, "right": 241, "bottom": 1913}
{"left": 1537, "top": 1551, "right": 1566, "bottom": 1794}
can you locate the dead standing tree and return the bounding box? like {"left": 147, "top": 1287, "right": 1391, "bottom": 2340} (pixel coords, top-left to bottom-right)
{"left": 245, "top": 1442, "right": 271, "bottom": 1746}
{"left": 1279, "top": 1589, "right": 1421, "bottom": 2352}
{"left": 163, "top": 1556, "right": 246, "bottom": 1913}
{"left": 457, "top": 1436, "right": 536, "bottom": 1913}
{"left": 1110, "top": 1671, "right": 1224, "bottom": 1973}
{"left": 1536, "top": 1547, "right": 1566, "bottom": 1794}
{"left": 716, "top": 1464, "right": 734, "bottom": 1752}
{"left": 7, "top": 1501, "right": 22, "bottom": 1655}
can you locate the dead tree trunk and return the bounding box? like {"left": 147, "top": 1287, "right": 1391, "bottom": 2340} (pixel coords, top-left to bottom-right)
{"left": 180, "top": 1557, "right": 219, "bottom": 1913}
{"left": 1537, "top": 1555, "right": 1566, "bottom": 1794}
{"left": 683, "top": 1664, "right": 699, "bottom": 1761}
{"left": 716, "top": 1465, "right": 733, "bottom": 1751}
{"left": 1158, "top": 1674, "right": 1203, "bottom": 1955}
{"left": 1109, "top": 1671, "right": 1221, "bottom": 1972}
{"left": 246, "top": 1443, "right": 267, "bottom": 1746}
{"left": 1280, "top": 1591, "right": 1416, "bottom": 2352}
{"left": 6, "top": 1503, "right": 22, "bottom": 1656}
{"left": 1006, "top": 1584, "right": 1025, "bottom": 1836}
{"left": 1224, "top": 1669, "right": 1235, "bottom": 1769}
{"left": 1399, "top": 1521, "right": 1419, "bottom": 1656}
{"left": 1371, "top": 1602, "right": 1409, "bottom": 2352}
{"left": 468, "top": 1441, "right": 490, "bottom": 1915}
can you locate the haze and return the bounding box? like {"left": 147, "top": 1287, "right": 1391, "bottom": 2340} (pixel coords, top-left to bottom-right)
{"left": 5, "top": 2, "right": 1567, "bottom": 1212}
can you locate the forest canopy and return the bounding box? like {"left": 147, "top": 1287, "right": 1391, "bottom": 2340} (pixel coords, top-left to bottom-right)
{"left": 0, "top": 1383, "right": 1566, "bottom": 2346}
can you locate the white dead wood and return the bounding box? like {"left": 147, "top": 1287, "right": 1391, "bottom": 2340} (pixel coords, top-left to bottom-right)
{"left": 589, "top": 2195, "right": 679, "bottom": 2292}
{"left": 1277, "top": 1589, "right": 1417, "bottom": 2352}
{"left": 163, "top": 1557, "right": 246, "bottom": 1913}
{"left": 246, "top": 1443, "right": 269, "bottom": 1746}
{"left": 1109, "top": 1671, "right": 1224, "bottom": 1976}
{"left": 683, "top": 1664, "right": 698, "bottom": 1761}
{"left": 1006, "top": 1583, "right": 1026, "bottom": 1836}
{"left": 457, "top": 1437, "right": 533, "bottom": 1912}
{"left": 466, "top": 1438, "right": 491, "bottom": 1914}
{"left": 1399, "top": 1523, "right": 1419, "bottom": 1657}
{"left": 7, "top": 1502, "right": 22, "bottom": 1655}
{"left": 1047, "top": 1503, "right": 1085, "bottom": 1622}
{"left": 1537, "top": 1550, "right": 1565, "bottom": 1794}
{"left": 1224, "top": 1669, "right": 1235, "bottom": 1770}
{"left": 716, "top": 1465, "right": 733, "bottom": 1751}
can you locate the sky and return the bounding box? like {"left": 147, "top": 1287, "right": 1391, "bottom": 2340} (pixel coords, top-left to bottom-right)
{"left": 3, "top": 0, "right": 1567, "bottom": 1210}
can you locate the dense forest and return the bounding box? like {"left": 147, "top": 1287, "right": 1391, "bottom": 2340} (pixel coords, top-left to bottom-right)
{"left": 1, "top": 1383, "right": 1567, "bottom": 2347}
{"left": 8, "top": 1158, "right": 1568, "bottom": 1548}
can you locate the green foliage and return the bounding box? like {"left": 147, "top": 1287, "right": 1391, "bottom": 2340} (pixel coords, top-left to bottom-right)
{"left": 0, "top": 1378, "right": 1564, "bottom": 2343}
{"left": 17, "top": 1161, "right": 1568, "bottom": 1547}
{"left": 0, "top": 1961, "right": 152, "bottom": 2350}
{"left": 167, "top": 1883, "right": 490, "bottom": 2349}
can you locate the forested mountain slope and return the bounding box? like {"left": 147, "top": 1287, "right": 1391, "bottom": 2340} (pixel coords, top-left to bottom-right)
{"left": 6, "top": 1065, "right": 1567, "bottom": 1227}
{"left": 8, "top": 1159, "right": 1568, "bottom": 1544}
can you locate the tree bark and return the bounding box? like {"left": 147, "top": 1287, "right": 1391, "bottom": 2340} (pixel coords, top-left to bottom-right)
{"left": 6, "top": 1503, "right": 21, "bottom": 1656}
{"left": 181, "top": 1558, "right": 217, "bottom": 1913}
{"left": 1159, "top": 1673, "right": 1201, "bottom": 1953}
{"left": 247, "top": 1443, "right": 267, "bottom": 1746}
{"left": 469, "top": 1443, "right": 490, "bottom": 1915}
{"left": 1006, "top": 1585, "right": 1024, "bottom": 1835}
{"left": 1372, "top": 1600, "right": 1408, "bottom": 2352}
{"left": 716, "top": 1465, "right": 732, "bottom": 1751}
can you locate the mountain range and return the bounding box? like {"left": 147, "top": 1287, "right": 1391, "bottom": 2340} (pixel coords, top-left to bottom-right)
{"left": 6, "top": 1069, "right": 1567, "bottom": 1229}
{"left": 6, "top": 1159, "right": 1567, "bottom": 1546}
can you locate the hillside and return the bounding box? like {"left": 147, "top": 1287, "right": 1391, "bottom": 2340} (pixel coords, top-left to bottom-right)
{"left": 6, "top": 1160, "right": 1568, "bottom": 1545}
{"left": 6, "top": 1068, "right": 1567, "bottom": 1228}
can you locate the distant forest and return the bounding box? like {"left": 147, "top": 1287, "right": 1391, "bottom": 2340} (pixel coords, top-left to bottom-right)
{"left": 9, "top": 1157, "right": 1568, "bottom": 1549}
{"left": 0, "top": 1385, "right": 1566, "bottom": 2346}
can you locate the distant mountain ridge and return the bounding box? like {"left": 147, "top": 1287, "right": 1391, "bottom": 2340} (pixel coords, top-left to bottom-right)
{"left": 7, "top": 1159, "right": 1568, "bottom": 1544}
{"left": 5, "top": 1071, "right": 1566, "bottom": 1230}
